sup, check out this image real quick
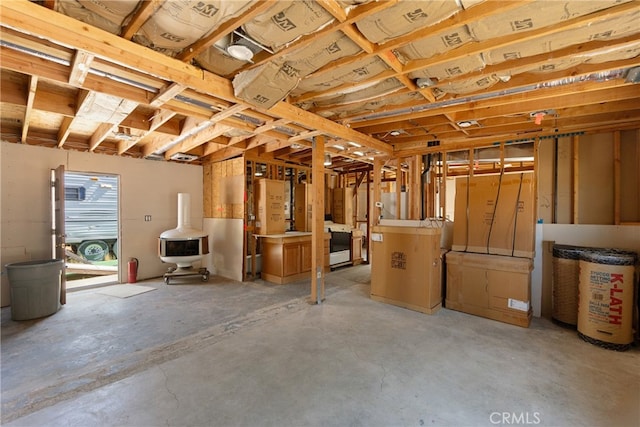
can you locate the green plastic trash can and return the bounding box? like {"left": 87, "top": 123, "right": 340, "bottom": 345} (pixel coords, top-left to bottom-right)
{"left": 5, "top": 259, "right": 63, "bottom": 320}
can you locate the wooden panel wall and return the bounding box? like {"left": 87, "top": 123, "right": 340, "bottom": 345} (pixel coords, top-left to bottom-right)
{"left": 536, "top": 129, "right": 640, "bottom": 225}
{"left": 620, "top": 129, "right": 640, "bottom": 223}
{"left": 578, "top": 133, "right": 614, "bottom": 224}
{"left": 204, "top": 157, "right": 244, "bottom": 219}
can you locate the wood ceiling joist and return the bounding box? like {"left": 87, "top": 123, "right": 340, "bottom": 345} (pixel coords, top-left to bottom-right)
{"left": 295, "top": 1, "right": 531, "bottom": 99}
{"left": 236, "top": 0, "right": 400, "bottom": 73}
{"left": 118, "top": 108, "right": 176, "bottom": 154}
{"left": 350, "top": 75, "right": 637, "bottom": 130}
{"left": 20, "top": 75, "right": 37, "bottom": 143}
{"left": 296, "top": 2, "right": 639, "bottom": 119}
{"left": 121, "top": 0, "right": 164, "bottom": 41}
{"left": 0, "top": 1, "right": 392, "bottom": 155}
{"left": 68, "top": 50, "right": 94, "bottom": 86}
{"left": 176, "top": 0, "right": 278, "bottom": 63}
{"left": 404, "top": 1, "right": 640, "bottom": 76}
{"left": 165, "top": 123, "right": 233, "bottom": 159}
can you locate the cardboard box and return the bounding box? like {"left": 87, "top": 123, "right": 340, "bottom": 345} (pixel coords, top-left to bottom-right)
{"left": 452, "top": 172, "right": 535, "bottom": 258}
{"left": 255, "top": 179, "right": 285, "bottom": 235}
{"left": 445, "top": 251, "right": 532, "bottom": 327}
{"left": 294, "top": 183, "right": 312, "bottom": 232}
{"left": 371, "top": 226, "right": 442, "bottom": 314}
{"left": 332, "top": 187, "right": 353, "bottom": 226}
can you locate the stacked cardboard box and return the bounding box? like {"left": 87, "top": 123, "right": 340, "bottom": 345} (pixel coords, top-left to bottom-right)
{"left": 452, "top": 172, "right": 535, "bottom": 257}
{"left": 294, "top": 183, "right": 312, "bottom": 232}
{"left": 447, "top": 172, "right": 535, "bottom": 327}
{"left": 255, "top": 179, "right": 285, "bottom": 235}
{"left": 332, "top": 187, "right": 354, "bottom": 226}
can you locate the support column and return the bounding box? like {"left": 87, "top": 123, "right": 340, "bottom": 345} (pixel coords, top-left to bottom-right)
{"left": 310, "top": 135, "right": 325, "bottom": 304}
{"left": 373, "top": 158, "right": 382, "bottom": 225}
{"left": 395, "top": 159, "right": 402, "bottom": 220}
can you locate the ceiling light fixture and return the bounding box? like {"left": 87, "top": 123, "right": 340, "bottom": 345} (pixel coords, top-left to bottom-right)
{"left": 227, "top": 44, "right": 253, "bottom": 61}
{"left": 332, "top": 144, "right": 345, "bottom": 150}
{"left": 324, "top": 153, "right": 332, "bottom": 166}
{"left": 416, "top": 77, "right": 435, "bottom": 88}
{"left": 353, "top": 151, "right": 364, "bottom": 156}
{"left": 457, "top": 120, "right": 479, "bottom": 128}
{"left": 389, "top": 130, "right": 401, "bottom": 136}
{"left": 169, "top": 152, "right": 199, "bottom": 162}
{"left": 347, "top": 141, "right": 361, "bottom": 148}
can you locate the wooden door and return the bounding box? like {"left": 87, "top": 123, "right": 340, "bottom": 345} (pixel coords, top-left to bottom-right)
{"left": 51, "top": 165, "right": 66, "bottom": 304}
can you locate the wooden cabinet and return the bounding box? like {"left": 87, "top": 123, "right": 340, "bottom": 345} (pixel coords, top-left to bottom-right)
{"left": 445, "top": 251, "right": 532, "bottom": 327}
{"left": 351, "top": 229, "right": 363, "bottom": 265}
{"left": 259, "top": 232, "right": 330, "bottom": 284}
{"left": 282, "top": 243, "right": 301, "bottom": 276}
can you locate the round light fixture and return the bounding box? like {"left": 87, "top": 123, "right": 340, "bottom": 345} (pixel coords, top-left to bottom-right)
{"left": 227, "top": 44, "right": 253, "bottom": 61}
{"left": 457, "top": 121, "right": 473, "bottom": 128}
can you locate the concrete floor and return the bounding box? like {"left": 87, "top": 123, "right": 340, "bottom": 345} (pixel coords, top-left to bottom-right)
{"left": 1, "top": 265, "right": 639, "bottom": 427}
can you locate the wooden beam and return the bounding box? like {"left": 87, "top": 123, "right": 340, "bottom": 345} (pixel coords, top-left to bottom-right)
{"left": 121, "top": 0, "right": 164, "bottom": 40}
{"left": 441, "top": 152, "right": 447, "bottom": 219}
{"left": 165, "top": 123, "right": 233, "bottom": 159}
{"left": 395, "top": 159, "right": 402, "bottom": 219}
{"left": 57, "top": 116, "right": 73, "bottom": 148}
{"left": 21, "top": 75, "right": 37, "bottom": 143}
{"left": 118, "top": 108, "right": 176, "bottom": 154}
{"left": 572, "top": 135, "right": 580, "bottom": 224}
{"left": 177, "top": 0, "right": 278, "bottom": 62}
{"left": 68, "top": 50, "right": 94, "bottom": 86}
{"left": 0, "top": 1, "right": 391, "bottom": 156}
{"left": 310, "top": 135, "right": 326, "bottom": 304}
{"left": 373, "top": 158, "right": 382, "bottom": 226}
{"left": 150, "top": 83, "right": 185, "bottom": 108}
{"left": 89, "top": 122, "right": 118, "bottom": 152}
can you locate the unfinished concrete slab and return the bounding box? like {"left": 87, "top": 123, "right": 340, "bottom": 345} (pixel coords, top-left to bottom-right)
{"left": 2, "top": 265, "right": 638, "bottom": 426}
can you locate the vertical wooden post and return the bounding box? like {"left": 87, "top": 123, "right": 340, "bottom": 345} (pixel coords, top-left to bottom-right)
{"left": 366, "top": 166, "right": 371, "bottom": 264}
{"left": 572, "top": 135, "right": 579, "bottom": 224}
{"left": 310, "top": 135, "right": 325, "bottom": 304}
{"left": 373, "top": 158, "right": 382, "bottom": 226}
{"left": 410, "top": 155, "right": 420, "bottom": 220}
{"left": 395, "top": 159, "right": 402, "bottom": 219}
{"left": 469, "top": 148, "right": 475, "bottom": 177}
{"left": 533, "top": 138, "right": 540, "bottom": 226}
{"left": 441, "top": 152, "right": 447, "bottom": 219}
{"left": 613, "top": 131, "right": 621, "bottom": 225}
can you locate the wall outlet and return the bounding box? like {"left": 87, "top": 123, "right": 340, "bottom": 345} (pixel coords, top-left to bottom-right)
{"left": 144, "top": 215, "right": 152, "bottom": 221}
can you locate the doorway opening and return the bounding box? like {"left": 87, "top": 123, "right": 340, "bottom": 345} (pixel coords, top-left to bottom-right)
{"left": 64, "top": 172, "right": 119, "bottom": 289}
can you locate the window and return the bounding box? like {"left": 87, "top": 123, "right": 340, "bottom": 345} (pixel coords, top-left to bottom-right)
{"left": 65, "top": 186, "right": 86, "bottom": 201}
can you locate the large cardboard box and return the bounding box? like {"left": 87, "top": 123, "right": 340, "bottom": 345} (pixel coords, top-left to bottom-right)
{"left": 294, "top": 183, "right": 312, "bottom": 232}
{"left": 255, "top": 179, "right": 286, "bottom": 235}
{"left": 332, "top": 187, "right": 353, "bottom": 226}
{"left": 452, "top": 172, "right": 535, "bottom": 258}
{"left": 371, "top": 226, "right": 442, "bottom": 314}
{"left": 445, "top": 251, "right": 532, "bottom": 327}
